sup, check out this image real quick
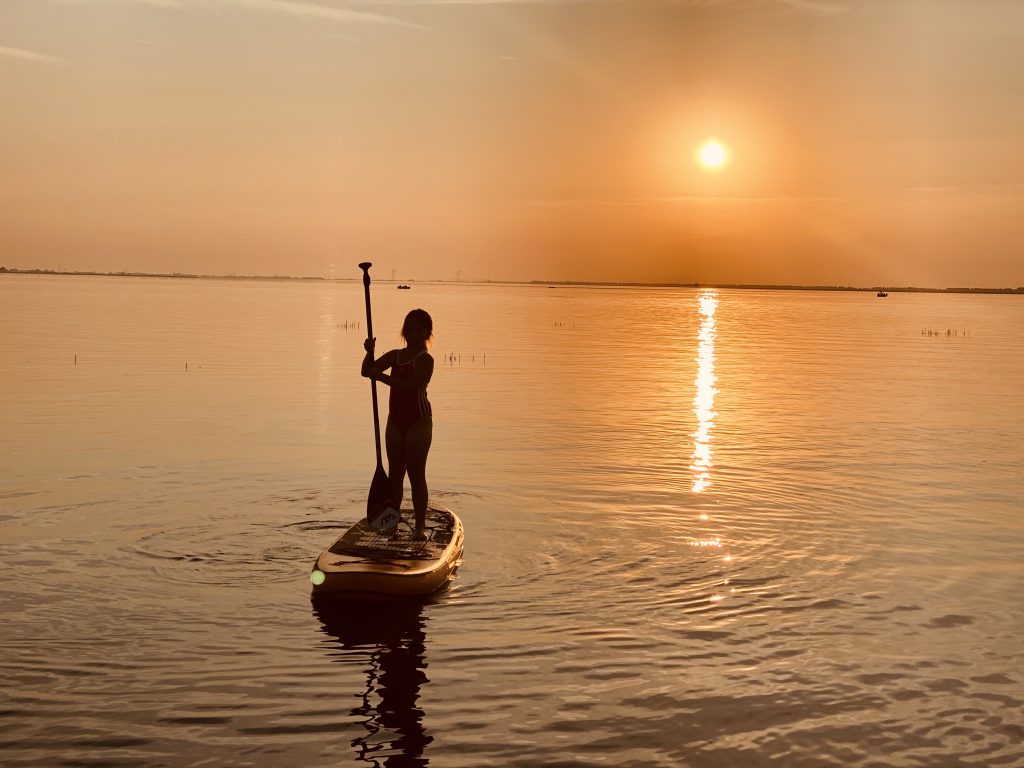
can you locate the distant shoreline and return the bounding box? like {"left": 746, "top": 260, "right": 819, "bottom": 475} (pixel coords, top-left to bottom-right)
{"left": 1, "top": 267, "right": 1021, "bottom": 294}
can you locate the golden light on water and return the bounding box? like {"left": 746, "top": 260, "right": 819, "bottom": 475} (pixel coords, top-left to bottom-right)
{"left": 697, "top": 139, "right": 729, "bottom": 171}
{"left": 688, "top": 538, "right": 721, "bottom": 548}
{"left": 690, "top": 293, "right": 718, "bottom": 493}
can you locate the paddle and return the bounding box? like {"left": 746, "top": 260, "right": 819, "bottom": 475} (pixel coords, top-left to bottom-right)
{"left": 359, "top": 262, "right": 401, "bottom": 532}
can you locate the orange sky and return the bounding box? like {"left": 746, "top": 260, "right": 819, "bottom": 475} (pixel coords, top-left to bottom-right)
{"left": 2, "top": 0, "right": 1022, "bottom": 287}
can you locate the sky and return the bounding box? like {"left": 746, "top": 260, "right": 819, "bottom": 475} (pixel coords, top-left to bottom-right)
{"left": 2, "top": 0, "right": 1023, "bottom": 287}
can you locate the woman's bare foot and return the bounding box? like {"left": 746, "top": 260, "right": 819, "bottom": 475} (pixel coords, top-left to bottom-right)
{"left": 412, "top": 527, "right": 428, "bottom": 542}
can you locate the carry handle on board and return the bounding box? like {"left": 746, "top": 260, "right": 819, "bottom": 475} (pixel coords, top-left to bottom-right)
{"left": 359, "top": 262, "right": 400, "bottom": 532}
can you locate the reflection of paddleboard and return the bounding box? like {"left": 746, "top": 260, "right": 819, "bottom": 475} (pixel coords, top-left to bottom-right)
{"left": 311, "top": 504, "right": 463, "bottom": 596}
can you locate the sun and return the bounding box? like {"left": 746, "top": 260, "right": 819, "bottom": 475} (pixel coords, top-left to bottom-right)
{"left": 697, "top": 139, "right": 729, "bottom": 171}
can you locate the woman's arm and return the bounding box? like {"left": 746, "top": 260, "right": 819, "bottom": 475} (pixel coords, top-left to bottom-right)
{"left": 372, "top": 352, "right": 434, "bottom": 390}
{"left": 361, "top": 342, "right": 396, "bottom": 379}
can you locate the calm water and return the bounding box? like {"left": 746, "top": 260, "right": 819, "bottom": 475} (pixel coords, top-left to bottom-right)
{"left": 2, "top": 275, "right": 1023, "bottom": 768}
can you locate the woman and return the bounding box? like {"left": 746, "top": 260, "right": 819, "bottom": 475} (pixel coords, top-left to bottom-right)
{"left": 361, "top": 309, "right": 435, "bottom": 540}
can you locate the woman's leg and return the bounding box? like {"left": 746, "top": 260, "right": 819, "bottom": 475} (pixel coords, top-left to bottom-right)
{"left": 384, "top": 418, "right": 406, "bottom": 512}
{"left": 404, "top": 416, "right": 432, "bottom": 538}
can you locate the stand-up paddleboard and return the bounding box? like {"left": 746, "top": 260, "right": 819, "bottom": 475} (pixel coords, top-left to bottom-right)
{"left": 311, "top": 504, "right": 463, "bottom": 596}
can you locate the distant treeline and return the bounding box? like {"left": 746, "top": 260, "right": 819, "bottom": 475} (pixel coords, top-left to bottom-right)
{"left": 0, "top": 267, "right": 330, "bottom": 282}
{"left": 2, "top": 267, "right": 1022, "bottom": 294}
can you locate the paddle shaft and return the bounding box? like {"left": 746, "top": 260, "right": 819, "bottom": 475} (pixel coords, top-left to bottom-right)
{"left": 359, "top": 262, "right": 384, "bottom": 468}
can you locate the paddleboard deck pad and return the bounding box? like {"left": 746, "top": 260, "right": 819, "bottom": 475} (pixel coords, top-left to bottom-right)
{"left": 311, "top": 504, "right": 463, "bottom": 596}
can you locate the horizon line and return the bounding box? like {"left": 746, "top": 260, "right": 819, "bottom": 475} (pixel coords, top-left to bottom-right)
{"left": 1, "top": 267, "right": 1022, "bottom": 294}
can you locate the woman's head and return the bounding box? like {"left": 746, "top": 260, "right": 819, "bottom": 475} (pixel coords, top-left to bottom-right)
{"left": 401, "top": 309, "right": 433, "bottom": 347}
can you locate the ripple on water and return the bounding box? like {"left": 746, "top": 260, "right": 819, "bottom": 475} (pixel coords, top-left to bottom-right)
{"left": 128, "top": 524, "right": 312, "bottom": 586}
{"left": 119, "top": 486, "right": 366, "bottom": 587}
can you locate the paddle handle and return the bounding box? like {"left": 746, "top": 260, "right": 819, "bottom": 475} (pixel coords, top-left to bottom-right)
{"left": 359, "top": 262, "right": 384, "bottom": 468}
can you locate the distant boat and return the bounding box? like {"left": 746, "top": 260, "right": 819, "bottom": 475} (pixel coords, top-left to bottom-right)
{"left": 876, "top": 291, "right": 888, "bottom": 297}
{"left": 397, "top": 284, "right": 411, "bottom": 290}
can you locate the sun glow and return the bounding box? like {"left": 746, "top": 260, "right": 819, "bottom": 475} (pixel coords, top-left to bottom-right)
{"left": 697, "top": 139, "right": 729, "bottom": 171}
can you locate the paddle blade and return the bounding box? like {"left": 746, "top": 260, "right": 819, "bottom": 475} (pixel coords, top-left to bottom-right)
{"left": 366, "top": 464, "right": 400, "bottom": 532}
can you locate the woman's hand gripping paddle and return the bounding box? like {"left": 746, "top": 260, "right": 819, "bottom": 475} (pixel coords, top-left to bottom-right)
{"left": 359, "top": 262, "right": 401, "bottom": 533}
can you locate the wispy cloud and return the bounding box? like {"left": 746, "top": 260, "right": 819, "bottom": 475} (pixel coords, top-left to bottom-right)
{"left": 219, "top": 0, "right": 416, "bottom": 25}
{"left": 56, "top": 0, "right": 183, "bottom": 6}
{"left": 355, "top": 0, "right": 851, "bottom": 9}
{"left": 652, "top": 194, "right": 848, "bottom": 204}
{"left": 58, "top": 0, "right": 852, "bottom": 15}
{"left": 0, "top": 45, "right": 66, "bottom": 64}
{"left": 658, "top": 0, "right": 851, "bottom": 14}
{"left": 525, "top": 194, "right": 849, "bottom": 210}
{"left": 904, "top": 182, "right": 1024, "bottom": 201}
{"left": 774, "top": 0, "right": 849, "bottom": 16}
{"left": 56, "top": 0, "right": 416, "bottom": 26}
{"left": 344, "top": 0, "right": 615, "bottom": 4}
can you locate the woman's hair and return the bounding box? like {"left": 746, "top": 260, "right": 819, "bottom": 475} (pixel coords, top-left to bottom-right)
{"left": 401, "top": 308, "right": 433, "bottom": 345}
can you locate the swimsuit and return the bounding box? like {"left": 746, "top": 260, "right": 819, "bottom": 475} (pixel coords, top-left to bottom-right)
{"left": 389, "top": 351, "right": 431, "bottom": 433}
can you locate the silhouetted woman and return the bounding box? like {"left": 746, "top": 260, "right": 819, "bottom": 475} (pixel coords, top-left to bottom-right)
{"left": 361, "top": 309, "right": 434, "bottom": 540}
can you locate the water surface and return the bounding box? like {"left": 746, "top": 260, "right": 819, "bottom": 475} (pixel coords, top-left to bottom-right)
{"left": 2, "top": 275, "right": 1022, "bottom": 767}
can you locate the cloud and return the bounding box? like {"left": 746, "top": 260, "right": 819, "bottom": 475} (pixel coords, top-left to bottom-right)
{"left": 56, "top": 0, "right": 416, "bottom": 26}
{"left": 0, "top": 45, "right": 66, "bottom": 64}
{"left": 56, "top": 0, "right": 183, "bottom": 6}
{"left": 657, "top": 0, "right": 850, "bottom": 13}
{"left": 904, "top": 182, "right": 1024, "bottom": 202}
{"left": 57, "top": 0, "right": 853, "bottom": 16}
{"left": 525, "top": 194, "right": 849, "bottom": 210}
{"left": 652, "top": 194, "right": 848, "bottom": 204}
{"left": 218, "top": 0, "right": 416, "bottom": 25}
{"left": 774, "top": 0, "right": 849, "bottom": 15}
{"left": 353, "top": 0, "right": 626, "bottom": 5}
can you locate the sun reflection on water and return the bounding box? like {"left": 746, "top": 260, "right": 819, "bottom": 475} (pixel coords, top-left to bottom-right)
{"left": 691, "top": 293, "right": 718, "bottom": 494}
